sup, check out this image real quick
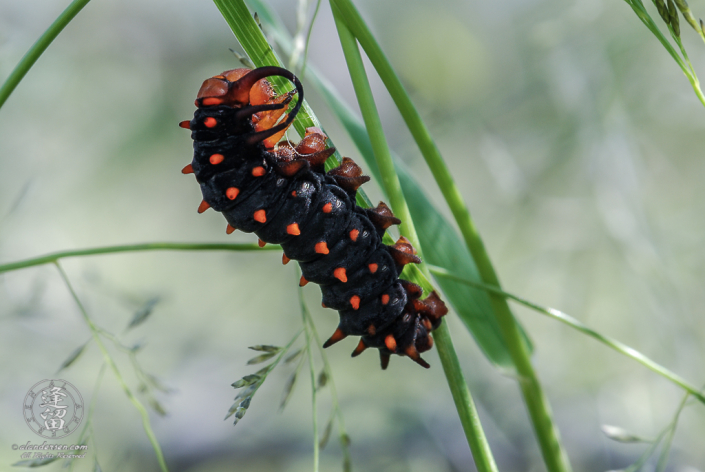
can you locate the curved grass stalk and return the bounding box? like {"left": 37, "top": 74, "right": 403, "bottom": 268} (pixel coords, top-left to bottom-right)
{"left": 305, "top": 307, "right": 352, "bottom": 471}
{"left": 55, "top": 262, "right": 169, "bottom": 472}
{"left": 0, "top": 0, "right": 92, "bottom": 111}
{"left": 0, "top": 242, "right": 278, "bottom": 274}
{"left": 428, "top": 265, "right": 705, "bottom": 405}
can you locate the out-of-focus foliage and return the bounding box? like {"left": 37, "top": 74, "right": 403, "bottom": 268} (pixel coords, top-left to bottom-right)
{"left": 1, "top": 0, "right": 704, "bottom": 471}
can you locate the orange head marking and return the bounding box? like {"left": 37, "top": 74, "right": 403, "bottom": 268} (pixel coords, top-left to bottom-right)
{"left": 201, "top": 97, "right": 223, "bottom": 106}
{"left": 315, "top": 242, "right": 329, "bottom": 254}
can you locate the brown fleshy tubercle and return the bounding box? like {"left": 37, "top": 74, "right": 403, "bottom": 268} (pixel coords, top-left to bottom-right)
{"left": 367, "top": 202, "right": 402, "bottom": 231}
{"left": 387, "top": 236, "right": 422, "bottom": 268}
{"left": 328, "top": 157, "right": 371, "bottom": 193}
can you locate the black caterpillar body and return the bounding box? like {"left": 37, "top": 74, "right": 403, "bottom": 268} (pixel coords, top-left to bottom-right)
{"left": 180, "top": 66, "right": 447, "bottom": 369}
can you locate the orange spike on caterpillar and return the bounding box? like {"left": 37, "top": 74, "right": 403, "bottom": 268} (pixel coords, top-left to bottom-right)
{"left": 226, "top": 187, "right": 239, "bottom": 200}
{"left": 333, "top": 267, "right": 347, "bottom": 283}
{"left": 323, "top": 328, "right": 347, "bottom": 348}
{"left": 197, "top": 200, "right": 211, "bottom": 213}
{"left": 253, "top": 210, "right": 266, "bottom": 223}
{"left": 384, "top": 334, "right": 397, "bottom": 352}
{"left": 286, "top": 223, "right": 301, "bottom": 235}
{"left": 351, "top": 339, "right": 367, "bottom": 357}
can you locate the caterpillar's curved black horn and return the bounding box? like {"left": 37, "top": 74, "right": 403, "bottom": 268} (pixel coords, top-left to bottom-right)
{"left": 234, "top": 67, "right": 304, "bottom": 146}
{"left": 234, "top": 103, "right": 287, "bottom": 121}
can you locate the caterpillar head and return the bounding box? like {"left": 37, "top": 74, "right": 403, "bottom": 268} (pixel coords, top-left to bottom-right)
{"left": 195, "top": 68, "right": 276, "bottom": 108}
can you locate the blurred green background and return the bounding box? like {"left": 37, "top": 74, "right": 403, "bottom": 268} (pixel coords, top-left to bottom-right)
{"left": 1, "top": 0, "right": 705, "bottom": 470}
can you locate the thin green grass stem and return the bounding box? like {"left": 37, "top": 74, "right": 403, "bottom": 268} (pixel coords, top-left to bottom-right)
{"left": 433, "top": 322, "right": 499, "bottom": 470}
{"left": 299, "top": 285, "right": 320, "bottom": 472}
{"left": 331, "top": 7, "right": 498, "bottom": 472}
{"left": 330, "top": 1, "right": 571, "bottom": 470}
{"left": 0, "top": 0, "right": 92, "bottom": 111}
{"left": 655, "top": 392, "right": 690, "bottom": 471}
{"left": 330, "top": 6, "right": 418, "bottom": 251}
{"left": 429, "top": 265, "right": 705, "bottom": 405}
{"left": 306, "top": 312, "right": 352, "bottom": 470}
{"left": 54, "top": 262, "right": 169, "bottom": 472}
{"left": 0, "top": 242, "right": 278, "bottom": 274}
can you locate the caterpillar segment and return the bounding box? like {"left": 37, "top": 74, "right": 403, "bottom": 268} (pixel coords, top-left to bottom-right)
{"left": 181, "top": 66, "right": 447, "bottom": 369}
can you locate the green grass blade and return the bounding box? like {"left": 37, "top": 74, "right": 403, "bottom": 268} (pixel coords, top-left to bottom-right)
{"left": 0, "top": 0, "right": 92, "bottom": 111}
{"left": 330, "top": 7, "right": 416, "bottom": 248}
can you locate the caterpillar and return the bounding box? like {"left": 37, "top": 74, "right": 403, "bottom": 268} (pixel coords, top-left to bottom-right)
{"left": 179, "top": 66, "right": 447, "bottom": 369}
